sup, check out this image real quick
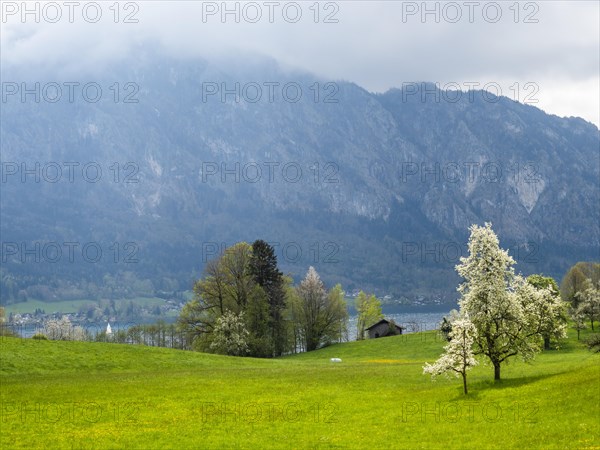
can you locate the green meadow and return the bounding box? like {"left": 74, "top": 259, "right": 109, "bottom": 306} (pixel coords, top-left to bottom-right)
{"left": 1, "top": 328, "right": 598, "bottom": 449}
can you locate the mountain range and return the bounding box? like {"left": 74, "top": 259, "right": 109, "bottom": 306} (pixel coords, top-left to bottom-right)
{"left": 1, "top": 53, "right": 598, "bottom": 307}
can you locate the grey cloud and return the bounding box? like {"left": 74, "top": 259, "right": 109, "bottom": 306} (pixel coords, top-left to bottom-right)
{"left": 1, "top": 1, "right": 598, "bottom": 124}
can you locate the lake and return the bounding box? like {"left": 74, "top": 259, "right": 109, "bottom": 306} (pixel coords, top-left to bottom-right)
{"left": 5, "top": 311, "right": 449, "bottom": 343}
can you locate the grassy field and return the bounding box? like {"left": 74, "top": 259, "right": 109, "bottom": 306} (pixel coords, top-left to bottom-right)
{"left": 1, "top": 328, "right": 598, "bottom": 449}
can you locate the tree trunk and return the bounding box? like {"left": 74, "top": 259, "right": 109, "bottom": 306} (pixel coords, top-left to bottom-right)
{"left": 543, "top": 336, "right": 551, "bottom": 350}
{"left": 577, "top": 329, "right": 580, "bottom": 340}
{"left": 462, "top": 372, "right": 468, "bottom": 395}
{"left": 494, "top": 362, "right": 501, "bottom": 381}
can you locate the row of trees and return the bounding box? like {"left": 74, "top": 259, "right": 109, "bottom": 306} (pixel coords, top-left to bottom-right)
{"left": 177, "top": 240, "right": 348, "bottom": 357}
{"left": 0, "top": 307, "right": 17, "bottom": 337}
{"left": 561, "top": 262, "right": 600, "bottom": 335}
{"left": 15, "top": 315, "right": 190, "bottom": 348}
{"left": 560, "top": 261, "right": 599, "bottom": 310}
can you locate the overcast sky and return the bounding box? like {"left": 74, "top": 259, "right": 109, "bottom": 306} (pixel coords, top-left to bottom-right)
{"left": 1, "top": 1, "right": 598, "bottom": 126}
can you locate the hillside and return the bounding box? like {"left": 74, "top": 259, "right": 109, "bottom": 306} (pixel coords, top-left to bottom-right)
{"left": 1, "top": 54, "right": 599, "bottom": 305}
{"left": 1, "top": 330, "right": 598, "bottom": 448}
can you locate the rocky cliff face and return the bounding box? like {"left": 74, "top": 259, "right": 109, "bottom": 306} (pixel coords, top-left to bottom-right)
{"left": 1, "top": 56, "right": 598, "bottom": 303}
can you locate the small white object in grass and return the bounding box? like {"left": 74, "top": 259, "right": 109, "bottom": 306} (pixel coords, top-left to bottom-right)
{"left": 330, "top": 358, "right": 342, "bottom": 363}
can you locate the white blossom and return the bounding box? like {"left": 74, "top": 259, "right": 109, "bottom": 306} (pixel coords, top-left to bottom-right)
{"left": 423, "top": 316, "right": 478, "bottom": 394}
{"left": 210, "top": 310, "right": 250, "bottom": 356}
{"left": 575, "top": 278, "right": 600, "bottom": 330}
{"left": 455, "top": 223, "right": 566, "bottom": 380}
{"left": 39, "top": 316, "right": 86, "bottom": 341}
